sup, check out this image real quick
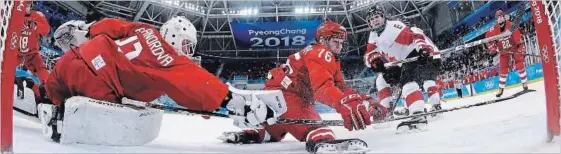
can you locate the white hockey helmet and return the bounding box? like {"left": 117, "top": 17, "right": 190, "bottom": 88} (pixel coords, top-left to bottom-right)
{"left": 53, "top": 20, "right": 94, "bottom": 52}
{"left": 160, "top": 16, "right": 198, "bottom": 58}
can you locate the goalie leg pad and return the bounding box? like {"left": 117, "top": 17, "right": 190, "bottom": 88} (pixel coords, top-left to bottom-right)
{"left": 13, "top": 84, "right": 37, "bottom": 115}
{"left": 60, "top": 96, "right": 163, "bottom": 146}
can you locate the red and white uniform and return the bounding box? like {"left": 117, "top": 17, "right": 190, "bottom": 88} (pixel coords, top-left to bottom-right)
{"left": 248, "top": 44, "right": 353, "bottom": 143}
{"left": 45, "top": 18, "right": 229, "bottom": 112}
{"left": 485, "top": 21, "right": 527, "bottom": 88}
{"left": 19, "top": 11, "right": 50, "bottom": 97}
{"left": 366, "top": 20, "right": 440, "bottom": 113}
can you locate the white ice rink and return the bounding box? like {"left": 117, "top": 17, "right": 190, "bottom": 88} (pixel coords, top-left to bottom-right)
{"left": 11, "top": 81, "right": 561, "bottom": 153}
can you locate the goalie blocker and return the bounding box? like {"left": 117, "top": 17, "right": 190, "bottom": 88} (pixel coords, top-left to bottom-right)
{"left": 38, "top": 96, "right": 163, "bottom": 146}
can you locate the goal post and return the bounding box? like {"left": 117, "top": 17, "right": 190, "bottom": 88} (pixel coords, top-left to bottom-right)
{"left": 1, "top": 0, "right": 29, "bottom": 153}
{"left": 529, "top": 1, "right": 561, "bottom": 142}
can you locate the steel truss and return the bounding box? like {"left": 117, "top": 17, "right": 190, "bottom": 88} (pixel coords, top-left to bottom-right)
{"left": 83, "top": 0, "right": 439, "bottom": 58}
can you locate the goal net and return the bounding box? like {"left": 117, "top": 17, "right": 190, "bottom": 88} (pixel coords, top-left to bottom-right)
{"left": 1, "top": 0, "right": 28, "bottom": 153}
{"left": 530, "top": 1, "right": 561, "bottom": 142}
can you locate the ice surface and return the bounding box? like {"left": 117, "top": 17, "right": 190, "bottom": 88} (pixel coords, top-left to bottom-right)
{"left": 12, "top": 81, "right": 560, "bottom": 153}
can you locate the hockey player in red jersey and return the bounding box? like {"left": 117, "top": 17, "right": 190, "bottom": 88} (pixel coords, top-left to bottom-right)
{"left": 363, "top": 5, "right": 443, "bottom": 133}
{"left": 38, "top": 17, "right": 287, "bottom": 145}
{"left": 218, "top": 21, "right": 389, "bottom": 154}
{"left": 485, "top": 9, "right": 528, "bottom": 97}
{"left": 17, "top": 4, "right": 50, "bottom": 99}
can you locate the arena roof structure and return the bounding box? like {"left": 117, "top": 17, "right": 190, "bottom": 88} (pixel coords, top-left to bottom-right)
{"left": 80, "top": 0, "right": 439, "bottom": 59}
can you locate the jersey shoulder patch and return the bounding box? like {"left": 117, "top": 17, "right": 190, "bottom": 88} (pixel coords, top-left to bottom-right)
{"left": 387, "top": 20, "right": 406, "bottom": 30}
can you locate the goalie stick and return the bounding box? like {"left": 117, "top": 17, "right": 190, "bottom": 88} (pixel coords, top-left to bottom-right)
{"left": 278, "top": 89, "right": 536, "bottom": 126}
{"left": 123, "top": 88, "right": 534, "bottom": 126}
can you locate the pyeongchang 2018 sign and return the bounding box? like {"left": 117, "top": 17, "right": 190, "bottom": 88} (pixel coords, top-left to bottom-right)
{"left": 231, "top": 21, "right": 322, "bottom": 49}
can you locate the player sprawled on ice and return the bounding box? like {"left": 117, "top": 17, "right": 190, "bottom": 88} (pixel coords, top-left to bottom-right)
{"left": 362, "top": 5, "right": 443, "bottom": 133}
{"left": 38, "top": 16, "right": 288, "bottom": 145}
{"left": 485, "top": 9, "right": 529, "bottom": 97}
{"left": 218, "top": 20, "right": 389, "bottom": 154}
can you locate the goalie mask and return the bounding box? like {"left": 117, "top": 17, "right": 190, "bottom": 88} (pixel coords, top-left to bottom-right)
{"left": 160, "top": 16, "right": 198, "bottom": 58}
{"left": 54, "top": 20, "right": 93, "bottom": 52}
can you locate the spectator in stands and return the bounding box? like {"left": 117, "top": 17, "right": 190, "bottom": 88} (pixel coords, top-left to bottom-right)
{"left": 455, "top": 77, "right": 464, "bottom": 98}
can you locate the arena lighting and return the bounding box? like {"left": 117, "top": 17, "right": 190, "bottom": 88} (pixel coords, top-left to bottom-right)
{"left": 222, "top": 8, "right": 258, "bottom": 15}
{"left": 295, "top": 7, "right": 324, "bottom": 14}
{"left": 354, "top": 0, "right": 376, "bottom": 7}
{"left": 181, "top": 2, "right": 205, "bottom": 13}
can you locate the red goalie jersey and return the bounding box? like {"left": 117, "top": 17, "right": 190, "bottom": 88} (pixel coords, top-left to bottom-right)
{"left": 45, "top": 18, "right": 228, "bottom": 112}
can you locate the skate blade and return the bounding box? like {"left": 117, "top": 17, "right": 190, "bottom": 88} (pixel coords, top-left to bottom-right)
{"left": 315, "top": 140, "right": 370, "bottom": 154}
{"left": 427, "top": 113, "right": 443, "bottom": 121}
{"left": 396, "top": 123, "right": 428, "bottom": 134}
{"left": 315, "top": 145, "right": 370, "bottom": 154}
{"left": 371, "top": 122, "right": 391, "bottom": 129}
{"left": 316, "top": 149, "right": 370, "bottom": 154}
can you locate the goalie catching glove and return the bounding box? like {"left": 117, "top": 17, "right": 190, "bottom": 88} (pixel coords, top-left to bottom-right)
{"left": 223, "top": 84, "right": 287, "bottom": 129}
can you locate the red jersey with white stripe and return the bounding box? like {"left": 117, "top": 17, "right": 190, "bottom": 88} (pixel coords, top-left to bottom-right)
{"left": 20, "top": 11, "right": 50, "bottom": 54}
{"left": 266, "top": 44, "right": 347, "bottom": 107}
{"left": 485, "top": 21, "right": 522, "bottom": 54}
{"left": 366, "top": 20, "right": 439, "bottom": 62}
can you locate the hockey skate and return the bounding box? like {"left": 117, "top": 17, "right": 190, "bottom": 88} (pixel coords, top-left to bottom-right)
{"left": 522, "top": 83, "right": 529, "bottom": 91}
{"left": 495, "top": 88, "right": 504, "bottom": 97}
{"left": 428, "top": 104, "right": 443, "bottom": 120}
{"left": 306, "top": 139, "right": 370, "bottom": 154}
{"left": 217, "top": 130, "right": 261, "bottom": 144}
{"left": 396, "top": 111, "right": 428, "bottom": 134}
{"left": 392, "top": 107, "right": 409, "bottom": 117}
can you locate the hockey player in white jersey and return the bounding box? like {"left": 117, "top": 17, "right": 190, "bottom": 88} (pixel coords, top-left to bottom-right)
{"left": 362, "top": 5, "right": 443, "bottom": 133}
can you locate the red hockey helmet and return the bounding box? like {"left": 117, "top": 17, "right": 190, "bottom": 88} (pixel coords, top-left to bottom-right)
{"left": 495, "top": 9, "right": 506, "bottom": 27}
{"left": 315, "top": 20, "right": 347, "bottom": 41}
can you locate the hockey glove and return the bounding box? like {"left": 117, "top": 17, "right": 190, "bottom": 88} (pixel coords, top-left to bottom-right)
{"left": 336, "top": 89, "right": 371, "bottom": 131}
{"left": 488, "top": 42, "right": 499, "bottom": 56}
{"left": 361, "top": 94, "right": 389, "bottom": 122}
{"left": 417, "top": 44, "right": 436, "bottom": 62}
{"left": 516, "top": 44, "right": 526, "bottom": 54}
{"left": 382, "top": 66, "right": 402, "bottom": 85}
{"left": 363, "top": 51, "right": 388, "bottom": 73}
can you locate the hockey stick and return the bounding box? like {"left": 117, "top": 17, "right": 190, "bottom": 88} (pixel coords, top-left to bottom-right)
{"left": 277, "top": 89, "right": 536, "bottom": 126}
{"left": 384, "top": 6, "right": 527, "bottom": 68}
{"left": 505, "top": 52, "right": 540, "bottom": 57}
